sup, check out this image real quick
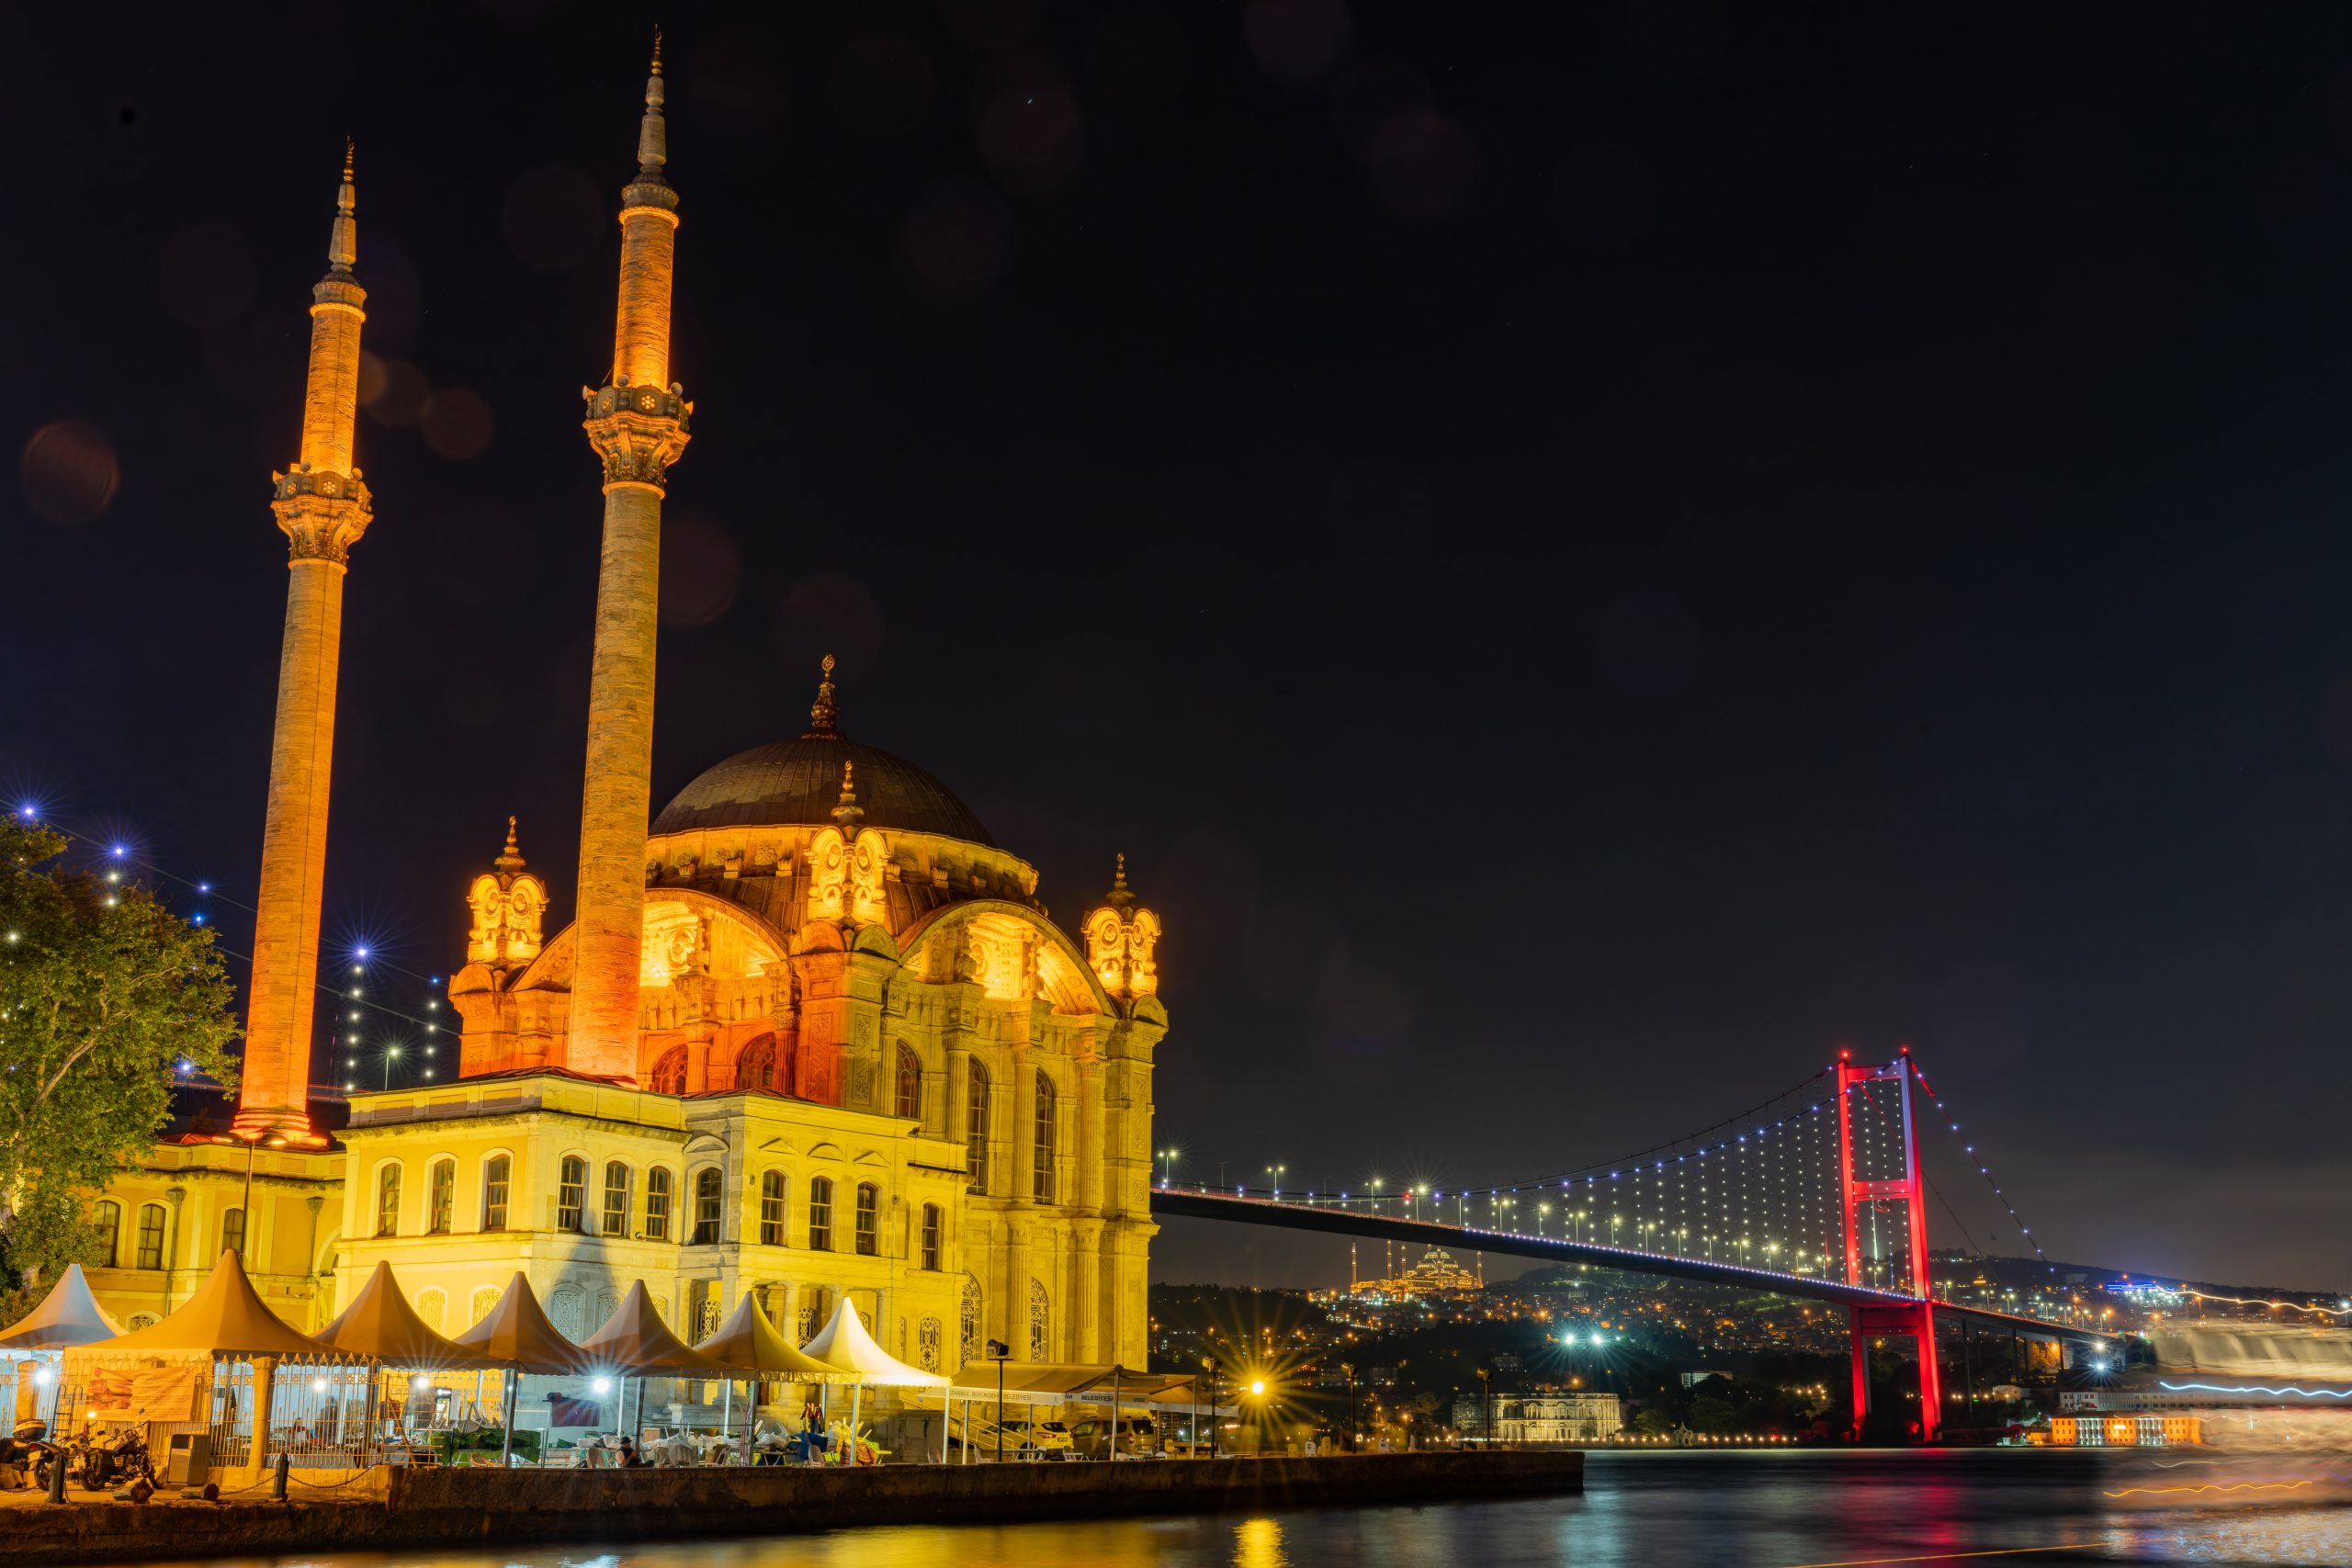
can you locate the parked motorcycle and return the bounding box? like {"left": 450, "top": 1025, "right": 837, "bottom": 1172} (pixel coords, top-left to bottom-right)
{"left": 62, "top": 1424, "right": 154, "bottom": 1491}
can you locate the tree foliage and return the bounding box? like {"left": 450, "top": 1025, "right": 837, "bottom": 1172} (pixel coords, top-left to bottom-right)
{"left": 0, "top": 820, "right": 238, "bottom": 1289}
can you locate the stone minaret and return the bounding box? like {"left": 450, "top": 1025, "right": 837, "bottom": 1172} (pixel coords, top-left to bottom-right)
{"left": 572, "top": 37, "right": 693, "bottom": 1081}
{"left": 233, "top": 145, "right": 370, "bottom": 1143}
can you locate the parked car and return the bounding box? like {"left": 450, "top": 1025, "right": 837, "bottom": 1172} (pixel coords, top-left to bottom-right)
{"left": 1001, "top": 1419, "right": 1075, "bottom": 1459}
{"left": 1069, "top": 1416, "right": 1159, "bottom": 1459}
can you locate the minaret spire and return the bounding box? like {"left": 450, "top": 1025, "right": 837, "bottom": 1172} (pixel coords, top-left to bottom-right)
{"left": 572, "top": 35, "right": 694, "bottom": 1083}
{"left": 235, "top": 147, "right": 375, "bottom": 1144}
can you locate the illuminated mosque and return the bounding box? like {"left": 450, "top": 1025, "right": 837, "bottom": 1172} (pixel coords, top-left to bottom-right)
{"left": 79, "top": 45, "right": 1168, "bottom": 1383}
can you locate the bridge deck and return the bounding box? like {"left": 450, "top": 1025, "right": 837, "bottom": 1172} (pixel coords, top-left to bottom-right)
{"left": 1149, "top": 1189, "right": 2111, "bottom": 1344}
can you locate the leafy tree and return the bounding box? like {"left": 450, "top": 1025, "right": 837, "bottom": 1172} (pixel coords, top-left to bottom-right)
{"left": 1631, "top": 1406, "right": 1675, "bottom": 1437}
{"left": 1687, "top": 1393, "right": 1740, "bottom": 1433}
{"left": 0, "top": 820, "right": 237, "bottom": 1294}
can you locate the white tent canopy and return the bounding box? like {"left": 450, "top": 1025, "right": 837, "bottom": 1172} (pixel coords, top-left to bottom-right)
{"left": 799, "top": 1297, "right": 946, "bottom": 1388}
{"left": 0, "top": 1263, "right": 120, "bottom": 1353}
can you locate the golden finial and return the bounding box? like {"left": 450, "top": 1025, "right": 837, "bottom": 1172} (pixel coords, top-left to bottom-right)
{"left": 492, "top": 816, "right": 526, "bottom": 878}
{"left": 650, "top": 27, "right": 663, "bottom": 75}
{"left": 803, "top": 653, "right": 841, "bottom": 739}
{"left": 831, "top": 760, "right": 865, "bottom": 829}
{"left": 635, "top": 27, "right": 669, "bottom": 179}
{"left": 1105, "top": 852, "right": 1135, "bottom": 908}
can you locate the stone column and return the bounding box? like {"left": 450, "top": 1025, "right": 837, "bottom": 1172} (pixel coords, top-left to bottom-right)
{"left": 1072, "top": 1218, "right": 1103, "bottom": 1363}
{"left": 1003, "top": 1218, "right": 1032, "bottom": 1359}
{"left": 944, "top": 1043, "right": 970, "bottom": 1184}
{"left": 1011, "top": 1051, "right": 1036, "bottom": 1204}
{"left": 570, "top": 49, "right": 691, "bottom": 1083}
{"left": 1077, "top": 1060, "right": 1104, "bottom": 1213}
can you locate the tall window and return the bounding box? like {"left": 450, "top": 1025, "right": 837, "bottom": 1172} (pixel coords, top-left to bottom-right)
{"left": 135, "top": 1203, "right": 167, "bottom": 1270}
{"left": 854, "top": 1183, "right": 879, "bottom": 1256}
{"left": 736, "top": 1033, "right": 779, "bottom": 1091}
{"left": 894, "top": 1043, "right": 922, "bottom": 1121}
{"left": 602, "top": 1161, "right": 632, "bottom": 1237}
{"left": 1028, "top": 1279, "right": 1049, "bottom": 1361}
{"left": 649, "top": 1045, "right": 688, "bottom": 1095}
{"left": 644, "top": 1168, "right": 673, "bottom": 1241}
{"left": 759, "top": 1172, "right": 786, "bottom": 1246}
{"left": 692, "top": 1167, "right": 723, "bottom": 1244}
{"left": 966, "top": 1058, "right": 990, "bottom": 1195}
{"left": 427, "top": 1160, "right": 455, "bottom": 1235}
{"left": 1033, "top": 1070, "right": 1057, "bottom": 1202}
{"left": 959, "top": 1276, "right": 983, "bottom": 1365}
{"left": 808, "top": 1176, "right": 834, "bottom": 1252}
{"left": 92, "top": 1201, "right": 121, "bottom": 1267}
{"left": 557, "top": 1156, "right": 588, "bottom": 1233}
{"left": 220, "top": 1206, "right": 246, "bottom": 1258}
{"left": 375, "top": 1164, "right": 402, "bottom": 1237}
{"left": 481, "top": 1156, "right": 511, "bottom": 1231}
{"left": 920, "top": 1202, "right": 942, "bottom": 1271}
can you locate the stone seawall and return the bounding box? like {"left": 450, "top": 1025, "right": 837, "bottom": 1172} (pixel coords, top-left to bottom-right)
{"left": 8, "top": 1450, "right": 1583, "bottom": 1564}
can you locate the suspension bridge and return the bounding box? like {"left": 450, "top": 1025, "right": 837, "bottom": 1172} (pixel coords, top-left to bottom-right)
{"left": 1151, "top": 1048, "right": 2116, "bottom": 1441}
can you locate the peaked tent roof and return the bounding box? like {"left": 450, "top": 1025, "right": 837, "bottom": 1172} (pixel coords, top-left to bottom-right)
{"left": 692, "top": 1292, "right": 849, "bottom": 1382}
{"left": 314, "top": 1262, "right": 501, "bottom": 1371}
{"left": 579, "top": 1280, "right": 729, "bottom": 1376}
{"left": 800, "top": 1296, "right": 947, "bottom": 1387}
{"left": 93, "top": 1251, "right": 330, "bottom": 1358}
{"left": 448, "top": 1272, "right": 601, "bottom": 1374}
{"left": 0, "top": 1263, "right": 121, "bottom": 1352}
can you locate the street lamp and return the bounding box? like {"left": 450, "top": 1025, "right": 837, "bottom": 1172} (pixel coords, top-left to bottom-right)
{"left": 1476, "top": 1366, "right": 1494, "bottom": 1448}
{"left": 1340, "top": 1361, "right": 1358, "bottom": 1454}
{"left": 1200, "top": 1357, "right": 1220, "bottom": 1459}
{"left": 989, "top": 1339, "right": 1011, "bottom": 1462}
{"left": 1159, "top": 1148, "right": 1178, "bottom": 1186}
{"left": 1265, "top": 1165, "right": 1285, "bottom": 1200}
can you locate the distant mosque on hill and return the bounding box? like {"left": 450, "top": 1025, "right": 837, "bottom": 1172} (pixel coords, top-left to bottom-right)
{"left": 77, "top": 42, "right": 1168, "bottom": 1387}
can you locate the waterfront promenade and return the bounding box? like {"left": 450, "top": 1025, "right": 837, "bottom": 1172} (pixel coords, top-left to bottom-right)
{"left": 1, "top": 1450, "right": 1582, "bottom": 1565}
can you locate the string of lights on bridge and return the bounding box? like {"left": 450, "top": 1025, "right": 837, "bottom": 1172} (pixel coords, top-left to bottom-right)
{"left": 15, "top": 805, "right": 449, "bottom": 1094}
{"left": 1164, "top": 1048, "right": 2061, "bottom": 1292}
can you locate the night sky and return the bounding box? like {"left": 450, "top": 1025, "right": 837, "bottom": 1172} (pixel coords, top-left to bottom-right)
{"left": 9, "top": 4, "right": 2352, "bottom": 1292}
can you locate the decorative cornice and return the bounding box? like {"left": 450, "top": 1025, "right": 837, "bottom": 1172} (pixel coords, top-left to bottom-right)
{"left": 271, "top": 465, "right": 373, "bottom": 563}
{"left": 582, "top": 378, "right": 692, "bottom": 491}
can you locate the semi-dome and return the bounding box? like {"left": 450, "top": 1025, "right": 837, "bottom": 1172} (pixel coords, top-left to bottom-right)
{"left": 650, "top": 660, "right": 994, "bottom": 846}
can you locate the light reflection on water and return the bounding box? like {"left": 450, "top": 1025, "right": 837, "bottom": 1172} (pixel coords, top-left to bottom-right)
{"left": 122, "top": 1451, "right": 2352, "bottom": 1568}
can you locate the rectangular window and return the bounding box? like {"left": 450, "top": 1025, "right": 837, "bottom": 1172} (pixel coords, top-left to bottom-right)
{"left": 645, "top": 1168, "right": 672, "bottom": 1241}
{"left": 966, "top": 1066, "right": 990, "bottom": 1196}
{"left": 759, "top": 1172, "right": 786, "bottom": 1247}
{"left": 691, "top": 1168, "right": 723, "bottom": 1245}
{"left": 482, "top": 1156, "right": 511, "bottom": 1231}
{"left": 428, "top": 1163, "right": 454, "bottom": 1235}
{"left": 134, "top": 1204, "right": 166, "bottom": 1270}
{"left": 854, "top": 1184, "right": 878, "bottom": 1257}
{"left": 920, "top": 1203, "right": 941, "bottom": 1271}
{"left": 808, "top": 1177, "right": 833, "bottom": 1252}
{"left": 220, "top": 1206, "right": 246, "bottom": 1258}
{"left": 1033, "top": 1071, "right": 1057, "bottom": 1203}
{"left": 602, "top": 1162, "right": 632, "bottom": 1237}
{"left": 557, "top": 1156, "right": 587, "bottom": 1233}
{"left": 376, "top": 1166, "right": 401, "bottom": 1237}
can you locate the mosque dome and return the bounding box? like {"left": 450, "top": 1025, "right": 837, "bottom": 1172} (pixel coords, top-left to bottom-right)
{"left": 649, "top": 659, "right": 994, "bottom": 846}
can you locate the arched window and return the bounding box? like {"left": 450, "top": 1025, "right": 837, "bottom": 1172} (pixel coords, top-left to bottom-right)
{"left": 894, "top": 1043, "right": 922, "bottom": 1121}
{"left": 644, "top": 1168, "right": 673, "bottom": 1241}
{"left": 602, "top": 1161, "right": 633, "bottom": 1236}
{"left": 135, "top": 1203, "right": 167, "bottom": 1270}
{"left": 220, "top": 1206, "right": 245, "bottom": 1258}
{"left": 920, "top": 1202, "right": 942, "bottom": 1271}
{"left": 649, "top": 1045, "right": 689, "bottom": 1095}
{"left": 966, "top": 1058, "right": 991, "bottom": 1195}
{"left": 481, "top": 1156, "right": 511, "bottom": 1231}
{"left": 375, "top": 1164, "right": 402, "bottom": 1237}
{"left": 557, "top": 1156, "right": 588, "bottom": 1233}
{"left": 759, "top": 1171, "right": 786, "bottom": 1246}
{"left": 416, "top": 1288, "right": 446, "bottom": 1333}
{"left": 470, "top": 1286, "right": 502, "bottom": 1325}
{"left": 692, "top": 1167, "right": 724, "bottom": 1245}
{"left": 918, "top": 1315, "right": 943, "bottom": 1372}
{"left": 808, "top": 1176, "right": 834, "bottom": 1251}
{"left": 91, "top": 1201, "right": 120, "bottom": 1267}
{"left": 958, "top": 1276, "right": 982, "bottom": 1365}
{"left": 736, "top": 1032, "right": 778, "bottom": 1091}
{"left": 549, "top": 1282, "right": 586, "bottom": 1340}
{"left": 854, "top": 1183, "right": 879, "bottom": 1256}
{"left": 427, "top": 1159, "right": 456, "bottom": 1235}
{"left": 1033, "top": 1070, "right": 1057, "bottom": 1202}
{"left": 1028, "top": 1279, "right": 1050, "bottom": 1361}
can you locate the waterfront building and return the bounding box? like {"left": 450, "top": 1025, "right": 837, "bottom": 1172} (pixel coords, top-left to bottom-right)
{"left": 78, "top": 45, "right": 1166, "bottom": 1387}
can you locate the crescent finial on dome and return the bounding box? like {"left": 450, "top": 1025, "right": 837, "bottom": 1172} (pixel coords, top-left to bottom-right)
{"left": 804, "top": 653, "right": 842, "bottom": 739}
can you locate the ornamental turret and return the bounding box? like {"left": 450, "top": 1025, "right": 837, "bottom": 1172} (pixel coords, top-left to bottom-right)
{"left": 1083, "top": 853, "right": 1161, "bottom": 1004}
{"left": 233, "top": 145, "right": 371, "bottom": 1145}
{"left": 571, "top": 34, "right": 694, "bottom": 1082}
{"left": 466, "top": 818, "right": 548, "bottom": 970}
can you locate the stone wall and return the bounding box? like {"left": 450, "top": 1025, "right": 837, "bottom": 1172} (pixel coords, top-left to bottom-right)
{"left": 7, "top": 1450, "right": 1582, "bottom": 1564}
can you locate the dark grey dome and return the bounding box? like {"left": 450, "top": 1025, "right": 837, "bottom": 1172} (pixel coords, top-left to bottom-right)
{"left": 652, "top": 736, "right": 993, "bottom": 845}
